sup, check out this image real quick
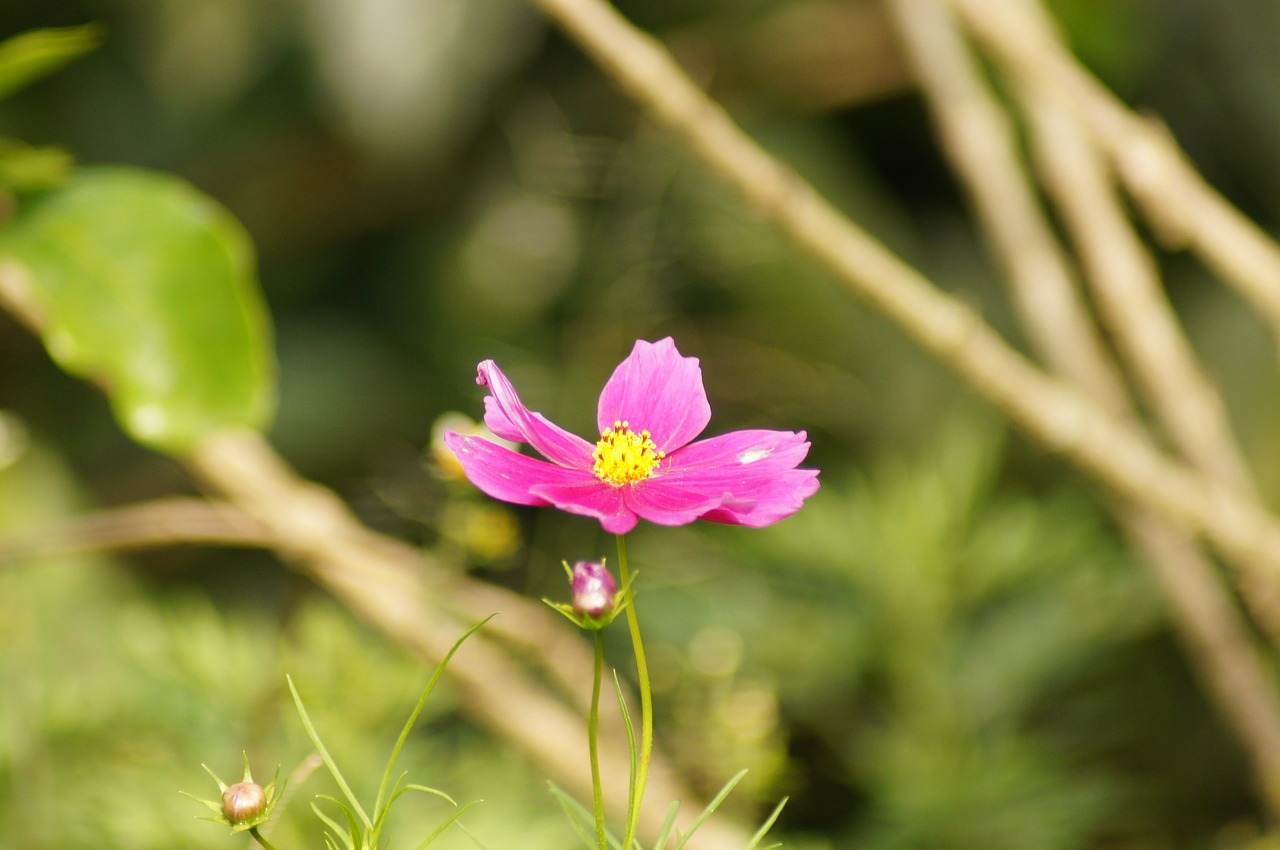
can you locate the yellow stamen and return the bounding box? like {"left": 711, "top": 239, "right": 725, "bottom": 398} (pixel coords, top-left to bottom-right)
{"left": 592, "top": 420, "right": 665, "bottom": 486}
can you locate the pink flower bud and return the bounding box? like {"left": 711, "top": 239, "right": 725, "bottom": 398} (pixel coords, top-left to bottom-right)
{"left": 571, "top": 560, "right": 617, "bottom": 619}
{"left": 221, "top": 781, "right": 267, "bottom": 824}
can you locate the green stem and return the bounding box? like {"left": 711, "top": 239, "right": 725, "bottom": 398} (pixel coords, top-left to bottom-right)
{"left": 248, "top": 827, "right": 280, "bottom": 850}
{"left": 617, "top": 534, "right": 652, "bottom": 850}
{"left": 590, "top": 630, "right": 607, "bottom": 850}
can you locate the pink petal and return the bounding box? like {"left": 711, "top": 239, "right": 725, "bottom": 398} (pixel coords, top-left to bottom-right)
{"left": 653, "top": 429, "right": 820, "bottom": 527}
{"left": 623, "top": 479, "right": 732, "bottom": 527}
{"left": 596, "top": 338, "right": 710, "bottom": 453}
{"left": 444, "top": 432, "right": 598, "bottom": 506}
{"left": 662, "top": 429, "right": 814, "bottom": 477}
{"left": 698, "top": 471, "right": 820, "bottom": 527}
{"left": 477, "top": 360, "right": 595, "bottom": 468}
{"left": 528, "top": 479, "right": 639, "bottom": 534}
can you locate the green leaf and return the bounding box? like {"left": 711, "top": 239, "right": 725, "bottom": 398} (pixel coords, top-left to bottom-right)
{"left": 0, "top": 24, "right": 103, "bottom": 102}
{"left": 0, "top": 165, "right": 276, "bottom": 453}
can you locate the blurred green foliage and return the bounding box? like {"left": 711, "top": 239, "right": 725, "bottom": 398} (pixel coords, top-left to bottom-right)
{"left": 3, "top": 1, "right": 1280, "bottom": 848}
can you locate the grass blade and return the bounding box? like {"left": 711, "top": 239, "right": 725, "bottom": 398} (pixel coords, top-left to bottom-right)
{"left": 673, "top": 770, "right": 747, "bottom": 850}
{"left": 742, "top": 797, "right": 788, "bottom": 850}
{"left": 412, "top": 799, "right": 483, "bottom": 850}
{"left": 374, "top": 616, "right": 494, "bottom": 821}
{"left": 288, "top": 676, "right": 372, "bottom": 829}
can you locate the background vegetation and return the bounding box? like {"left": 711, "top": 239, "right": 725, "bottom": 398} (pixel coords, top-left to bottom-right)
{"left": 4, "top": 0, "right": 1280, "bottom": 848}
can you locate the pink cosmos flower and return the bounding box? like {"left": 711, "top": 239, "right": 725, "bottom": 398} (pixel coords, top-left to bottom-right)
{"left": 443, "top": 338, "right": 819, "bottom": 534}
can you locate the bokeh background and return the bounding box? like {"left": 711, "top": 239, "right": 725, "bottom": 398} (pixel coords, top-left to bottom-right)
{"left": 4, "top": 0, "right": 1280, "bottom": 847}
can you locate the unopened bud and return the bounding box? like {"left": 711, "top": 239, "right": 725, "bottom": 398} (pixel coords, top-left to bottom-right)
{"left": 571, "top": 560, "right": 617, "bottom": 619}
{"left": 221, "top": 781, "right": 267, "bottom": 824}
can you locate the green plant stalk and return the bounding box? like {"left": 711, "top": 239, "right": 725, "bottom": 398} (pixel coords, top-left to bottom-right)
{"left": 371, "top": 615, "right": 493, "bottom": 842}
{"left": 248, "top": 827, "right": 280, "bottom": 850}
{"left": 590, "top": 630, "right": 607, "bottom": 850}
{"left": 616, "top": 533, "right": 652, "bottom": 850}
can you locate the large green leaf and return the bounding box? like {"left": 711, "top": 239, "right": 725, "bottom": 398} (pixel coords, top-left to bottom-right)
{"left": 0, "top": 165, "right": 275, "bottom": 454}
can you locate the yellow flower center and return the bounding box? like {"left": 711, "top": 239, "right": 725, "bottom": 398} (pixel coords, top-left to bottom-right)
{"left": 592, "top": 420, "right": 665, "bottom": 486}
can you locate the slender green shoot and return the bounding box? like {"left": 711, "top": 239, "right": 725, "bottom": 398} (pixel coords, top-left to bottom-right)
{"left": 590, "top": 630, "right": 608, "bottom": 850}
{"left": 741, "top": 795, "right": 789, "bottom": 850}
{"left": 309, "top": 796, "right": 359, "bottom": 850}
{"left": 611, "top": 670, "right": 638, "bottom": 834}
{"left": 288, "top": 676, "right": 372, "bottom": 830}
{"left": 248, "top": 826, "right": 281, "bottom": 850}
{"left": 651, "top": 800, "right": 681, "bottom": 850}
{"left": 549, "top": 782, "right": 623, "bottom": 850}
{"left": 673, "top": 770, "right": 747, "bottom": 850}
{"left": 413, "top": 800, "right": 484, "bottom": 850}
{"left": 616, "top": 534, "right": 653, "bottom": 850}
{"left": 373, "top": 615, "right": 494, "bottom": 825}
{"left": 291, "top": 616, "right": 492, "bottom": 850}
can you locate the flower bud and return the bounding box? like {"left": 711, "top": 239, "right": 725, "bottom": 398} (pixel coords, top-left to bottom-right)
{"left": 221, "top": 781, "right": 267, "bottom": 824}
{"left": 571, "top": 560, "right": 617, "bottom": 619}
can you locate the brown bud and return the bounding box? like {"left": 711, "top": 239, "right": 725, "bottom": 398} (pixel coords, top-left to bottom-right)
{"left": 221, "top": 781, "right": 267, "bottom": 824}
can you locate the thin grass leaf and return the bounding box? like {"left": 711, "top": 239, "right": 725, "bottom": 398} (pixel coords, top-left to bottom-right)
{"left": 548, "top": 782, "right": 600, "bottom": 850}
{"left": 741, "top": 797, "right": 788, "bottom": 850}
{"left": 288, "top": 675, "right": 372, "bottom": 830}
{"left": 311, "top": 798, "right": 356, "bottom": 850}
{"left": 457, "top": 821, "right": 494, "bottom": 850}
{"left": 651, "top": 800, "right": 681, "bottom": 850}
{"left": 673, "top": 770, "right": 748, "bottom": 850}
{"left": 612, "top": 670, "right": 639, "bottom": 836}
{"left": 374, "top": 615, "right": 495, "bottom": 821}
{"left": 549, "top": 781, "right": 621, "bottom": 850}
{"left": 372, "top": 772, "right": 411, "bottom": 833}
{"left": 411, "top": 799, "right": 483, "bottom": 850}
{"left": 319, "top": 795, "right": 363, "bottom": 849}
{"left": 403, "top": 784, "right": 460, "bottom": 805}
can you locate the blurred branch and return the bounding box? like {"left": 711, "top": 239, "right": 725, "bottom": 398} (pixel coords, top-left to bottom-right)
{"left": 947, "top": 0, "right": 1280, "bottom": 345}
{"left": 0, "top": 438, "right": 748, "bottom": 850}
{"left": 672, "top": 0, "right": 910, "bottom": 111}
{"left": 523, "top": 0, "right": 1280, "bottom": 623}
{"left": 1023, "top": 84, "right": 1254, "bottom": 493}
{"left": 878, "top": 0, "right": 1124, "bottom": 405}
{"left": 0, "top": 497, "right": 274, "bottom": 563}
{"left": 882, "top": 0, "right": 1280, "bottom": 808}
{"left": 0, "top": 492, "right": 617, "bottom": 720}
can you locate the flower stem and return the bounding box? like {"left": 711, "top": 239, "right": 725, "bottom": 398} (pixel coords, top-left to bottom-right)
{"left": 617, "top": 534, "right": 652, "bottom": 850}
{"left": 590, "top": 630, "right": 607, "bottom": 850}
{"left": 248, "top": 827, "right": 279, "bottom": 850}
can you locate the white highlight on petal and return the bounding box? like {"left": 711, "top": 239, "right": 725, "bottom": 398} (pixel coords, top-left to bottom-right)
{"left": 738, "top": 446, "right": 773, "bottom": 464}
